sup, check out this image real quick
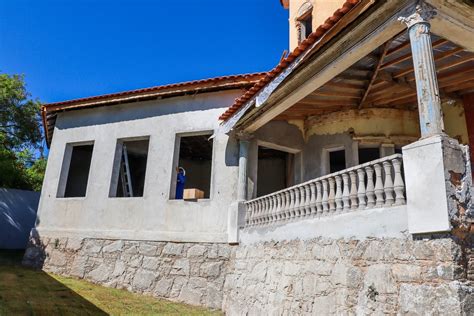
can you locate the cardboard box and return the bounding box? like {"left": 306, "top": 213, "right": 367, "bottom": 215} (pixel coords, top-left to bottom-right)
{"left": 183, "top": 188, "right": 204, "bottom": 200}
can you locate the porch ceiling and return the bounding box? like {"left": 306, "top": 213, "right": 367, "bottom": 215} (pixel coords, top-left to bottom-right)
{"left": 273, "top": 32, "right": 474, "bottom": 121}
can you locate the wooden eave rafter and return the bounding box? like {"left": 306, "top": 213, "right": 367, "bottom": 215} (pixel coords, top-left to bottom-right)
{"left": 234, "top": 0, "right": 474, "bottom": 131}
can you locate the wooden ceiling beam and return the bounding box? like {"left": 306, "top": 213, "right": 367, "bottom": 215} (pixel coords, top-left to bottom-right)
{"left": 381, "top": 39, "right": 449, "bottom": 71}
{"left": 310, "top": 90, "right": 362, "bottom": 98}
{"left": 324, "top": 81, "right": 365, "bottom": 90}
{"left": 358, "top": 42, "right": 391, "bottom": 109}
{"left": 393, "top": 47, "right": 466, "bottom": 79}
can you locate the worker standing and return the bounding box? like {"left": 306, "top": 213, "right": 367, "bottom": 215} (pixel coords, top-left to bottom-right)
{"left": 175, "top": 167, "right": 186, "bottom": 199}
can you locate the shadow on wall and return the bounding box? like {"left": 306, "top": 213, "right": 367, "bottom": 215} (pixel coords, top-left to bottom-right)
{"left": 0, "top": 249, "right": 107, "bottom": 315}
{"left": 0, "top": 188, "right": 40, "bottom": 249}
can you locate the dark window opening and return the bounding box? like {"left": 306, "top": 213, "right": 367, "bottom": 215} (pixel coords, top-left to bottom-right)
{"left": 257, "top": 147, "right": 293, "bottom": 197}
{"left": 113, "top": 139, "right": 149, "bottom": 197}
{"left": 63, "top": 144, "right": 94, "bottom": 198}
{"left": 395, "top": 146, "right": 403, "bottom": 155}
{"left": 358, "top": 147, "right": 380, "bottom": 164}
{"left": 299, "top": 13, "right": 312, "bottom": 42}
{"left": 174, "top": 134, "right": 213, "bottom": 199}
{"left": 329, "top": 149, "right": 346, "bottom": 173}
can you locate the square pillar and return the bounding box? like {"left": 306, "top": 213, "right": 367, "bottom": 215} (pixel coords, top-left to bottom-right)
{"left": 403, "top": 135, "right": 472, "bottom": 234}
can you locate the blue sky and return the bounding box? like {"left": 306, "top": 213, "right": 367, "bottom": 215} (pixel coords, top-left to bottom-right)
{"left": 0, "top": 0, "right": 288, "bottom": 104}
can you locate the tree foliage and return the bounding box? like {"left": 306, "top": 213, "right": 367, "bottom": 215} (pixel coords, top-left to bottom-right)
{"left": 0, "top": 73, "right": 46, "bottom": 191}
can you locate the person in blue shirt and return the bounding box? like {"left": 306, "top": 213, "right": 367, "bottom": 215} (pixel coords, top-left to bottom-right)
{"left": 175, "top": 167, "right": 186, "bottom": 199}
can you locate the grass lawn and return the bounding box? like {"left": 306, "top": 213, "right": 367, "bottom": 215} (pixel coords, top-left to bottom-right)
{"left": 0, "top": 250, "right": 222, "bottom": 316}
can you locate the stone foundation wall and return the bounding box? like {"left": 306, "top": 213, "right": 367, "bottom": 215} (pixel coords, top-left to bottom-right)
{"left": 23, "top": 234, "right": 474, "bottom": 314}
{"left": 23, "top": 235, "right": 232, "bottom": 309}
{"left": 222, "top": 236, "right": 474, "bottom": 315}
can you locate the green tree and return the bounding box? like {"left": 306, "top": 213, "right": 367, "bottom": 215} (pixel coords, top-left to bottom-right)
{"left": 0, "top": 73, "right": 45, "bottom": 190}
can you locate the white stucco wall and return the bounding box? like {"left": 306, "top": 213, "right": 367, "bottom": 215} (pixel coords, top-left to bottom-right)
{"left": 36, "top": 90, "right": 244, "bottom": 243}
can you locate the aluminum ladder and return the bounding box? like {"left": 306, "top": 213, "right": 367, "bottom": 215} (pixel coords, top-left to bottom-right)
{"left": 120, "top": 144, "right": 133, "bottom": 197}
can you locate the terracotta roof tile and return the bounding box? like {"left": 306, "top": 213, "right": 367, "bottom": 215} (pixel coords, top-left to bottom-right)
{"left": 218, "top": 0, "right": 361, "bottom": 121}
{"left": 42, "top": 72, "right": 266, "bottom": 146}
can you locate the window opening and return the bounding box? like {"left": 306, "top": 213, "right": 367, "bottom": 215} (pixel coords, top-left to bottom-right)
{"left": 111, "top": 138, "right": 149, "bottom": 197}
{"left": 257, "top": 147, "right": 293, "bottom": 197}
{"left": 173, "top": 134, "right": 213, "bottom": 200}
{"left": 329, "top": 149, "right": 346, "bottom": 173}
{"left": 298, "top": 13, "right": 312, "bottom": 42}
{"left": 59, "top": 144, "right": 94, "bottom": 198}
{"left": 358, "top": 147, "right": 380, "bottom": 164}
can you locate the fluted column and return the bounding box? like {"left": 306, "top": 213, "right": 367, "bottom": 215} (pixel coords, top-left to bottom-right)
{"left": 399, "top": 3, "right": 444, "bottom": 137}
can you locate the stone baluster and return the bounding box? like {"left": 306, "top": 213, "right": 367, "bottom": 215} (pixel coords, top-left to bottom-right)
{"left": 349, "top": 171, "right": 358, "bottom": 210}
{"left": 294, "top": 187, "right": 301, "bottom": 219}
{"left": 309, "top": 182, "right": 317, "bottom": 215}
{"left": 297, "top": 186, "right": 304, "bottom": 218}
{"left": 272, "top": 195, "right": 278, "bottom": 222}
{"left": 257, "top": 198, "right": 262, "bottom": 226}
{"left": 335, "top": 175, "right": 343, "bottom": 212}
{"left": 253, "top": 199, "right": 263, "bottom": 226}
{"left": 276, "top": 193, "right": 282, "bottom": 222}
{"left": 304, "top": 184, "right": 311, "bottom": 216}
{"left": 244, "top": 202, "right": 250, "bottom": 226}
{"left": 365, "top": 166, "right": 375, "bottom": 208}
{"left": 284, "top": 191, "right": 291, "bottom": 220}
{"left": 268, "top": 196, "right": 274, "bottom": 224}
{"left": 328, "top": 178, "right": 336, "bottom": 212}
{"left": 251, "top": 200, "right": 257, "bottom": 226}
{"left": 289, "top": 188, "right": 296, "bottom": 220}
{"left": 322, "top": 179, "right": 329, "bottom": 214}
{"left": 342, "top": 173, "right": 350, "bottom": 211}
{"left": 260, "top": 198, "right": 266, "bottom": 226}
{"left": 249, "top": 201, "right": 254, "bottom": 226}
{"left": 392, "top": 158, "right": 405, "bottom": 205}
{"left": 357, "top": 168, "right": 367, "bottom": 209}
{"left": 383, "top": 161, "right": 395, "bottom": 206}
{"left": 250, "top": 201, "right": 256, "bottom": 225}
{"left": 374, "top": 163, "right": 384, "bottom": 207}
{"left": 268, "top": 196, "right": 273, "bottom": 224}
{"left": 315, "top": 181, "right": 323, "bottom": 214}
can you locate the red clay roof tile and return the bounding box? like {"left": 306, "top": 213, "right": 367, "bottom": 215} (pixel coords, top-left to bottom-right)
{"left": 218, "top": 0, "right": 361, "bottom": 121}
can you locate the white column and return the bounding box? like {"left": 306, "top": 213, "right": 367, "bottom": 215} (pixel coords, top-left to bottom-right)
{"left": 228, "top": 132, "right": 252, "bottom": 244}
{"left": 399, "top": 3, "right": 444, "bottom": 137}
{"left": 237, "top": 134, "right": 252, "bottom": 201}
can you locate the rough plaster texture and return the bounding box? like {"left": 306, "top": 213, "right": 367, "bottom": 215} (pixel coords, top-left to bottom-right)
{"left": 0, "top": 188, "right": 40, "bottom": 249}
{"left": 23, "top": 235, "right": 232, "bottom": 309}
{"left": 36, "top": 90, "right": 243, "bottom": 243}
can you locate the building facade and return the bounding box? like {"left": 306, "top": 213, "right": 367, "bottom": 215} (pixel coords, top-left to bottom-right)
{"left": 25, "top": 0, "right": 474, "bottom": 314}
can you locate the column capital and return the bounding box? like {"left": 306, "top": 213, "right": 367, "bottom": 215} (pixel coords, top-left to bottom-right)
{"left": 236, "top": 130, "right": 254, "bottom": 142}
{"left": 398, "top": 2, "right": 437, "bottom": 28}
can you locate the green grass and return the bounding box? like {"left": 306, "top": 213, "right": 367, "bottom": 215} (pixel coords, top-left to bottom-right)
{"left": 0, "top": 250, "right": 222, "bottom": 316}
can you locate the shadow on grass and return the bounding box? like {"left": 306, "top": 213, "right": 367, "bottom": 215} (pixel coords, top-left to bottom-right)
{"left": 0, "top": 249, "right": 107, "bottom": 315}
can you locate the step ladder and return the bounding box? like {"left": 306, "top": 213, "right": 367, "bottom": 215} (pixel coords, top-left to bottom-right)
{"left": 119, "top": 144, "right": 133, "bottom": 197}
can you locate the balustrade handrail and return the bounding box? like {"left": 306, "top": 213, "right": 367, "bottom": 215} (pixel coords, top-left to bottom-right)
{"left": 244, "top": 154, "right": 405, "bottom": 228}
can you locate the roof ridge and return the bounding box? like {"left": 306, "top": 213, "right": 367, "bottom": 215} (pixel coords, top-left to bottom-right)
{"left": 44, "top": 71, "right": 267, "bottom": 108}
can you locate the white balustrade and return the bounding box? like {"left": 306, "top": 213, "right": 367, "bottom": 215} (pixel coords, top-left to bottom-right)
{"left": 244, "top": 154, "right": 405, "bottom": 227}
